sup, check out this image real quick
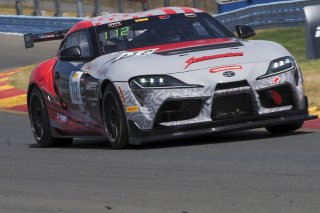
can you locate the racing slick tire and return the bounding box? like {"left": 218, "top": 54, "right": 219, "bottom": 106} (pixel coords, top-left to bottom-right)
{"left": 265, "top": 121, "right": 304, "bottom": 134}
{"left": 29, "top": 87, "right": 73, "bottom": 147}
{"left": 102, "top": 84, "right": 129, "bottom": 149}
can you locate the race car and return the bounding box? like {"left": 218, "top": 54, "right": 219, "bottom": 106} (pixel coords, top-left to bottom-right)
{"left": 24, "top": 7, "right": 317, "bottom": 149}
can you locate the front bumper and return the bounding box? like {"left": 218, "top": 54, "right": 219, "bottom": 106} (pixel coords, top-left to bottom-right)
{"left": 128, "top": 109, "right": 317, "bottom": 145}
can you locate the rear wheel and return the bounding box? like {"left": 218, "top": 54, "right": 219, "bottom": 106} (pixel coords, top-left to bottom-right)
{"left": 29, "top": 88, "right": 73, "bottom": 147}
{"left": 102, "top": 84, "right": 128, "bottom": 149}
{"left": 265, "top": 121, "right": 304, "bottom": 134}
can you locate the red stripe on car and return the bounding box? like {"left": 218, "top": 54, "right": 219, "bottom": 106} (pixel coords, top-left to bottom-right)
{"left": 181, "top": 7, "right": 195, "bottom": 13}
{"left": 67, "top": 20, "right": 94, "bottom": 36}
{"left": 160, "top": 8, "right": 177, "bottom": 14}
{"left": 210, "top": 65, "right": 243, "bottom": 73}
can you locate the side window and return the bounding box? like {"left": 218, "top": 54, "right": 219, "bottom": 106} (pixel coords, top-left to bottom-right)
{"left": 60, "top": 31, "right": 91, "bottom": 58}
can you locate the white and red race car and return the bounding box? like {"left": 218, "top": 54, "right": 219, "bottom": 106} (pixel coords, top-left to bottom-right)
{"left": 24, "top": 7, "right": 316, "bottom": 149}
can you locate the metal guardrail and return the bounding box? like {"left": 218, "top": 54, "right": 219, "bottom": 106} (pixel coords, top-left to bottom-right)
{"left": 0, "top": 0, "right": 319, "bottom": 34}
{"left": 214, "top": 0, "right": 320, "bottom": 30}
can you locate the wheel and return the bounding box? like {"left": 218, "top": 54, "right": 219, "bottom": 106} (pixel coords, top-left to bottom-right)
{"left": 102, "top": 84, "right": 129, "bottom": 149}
{"left": 28, "top": 87, "right": 73, "bottom": 147}
{"left": 265, "top": 121, "right": 304, "bottom": 134}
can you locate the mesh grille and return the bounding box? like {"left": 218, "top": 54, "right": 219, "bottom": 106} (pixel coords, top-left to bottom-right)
{"left": 212, "top": 93, "right": 253, "bottom": 120}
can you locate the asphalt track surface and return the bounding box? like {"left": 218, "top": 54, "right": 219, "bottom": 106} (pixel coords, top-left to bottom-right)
{"left": 1, "top": 34, "right": 320, "bottom": 213}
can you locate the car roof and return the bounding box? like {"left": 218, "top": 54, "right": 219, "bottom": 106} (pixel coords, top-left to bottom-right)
{"left": 67, "top": 7, "right": 205, "bottom": 36}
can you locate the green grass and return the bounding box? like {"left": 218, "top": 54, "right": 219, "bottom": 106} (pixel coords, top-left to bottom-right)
{"left": 254, "top": 27, "right": 320, "bottom": 107}
{"left": 8, "top": 66, "right": 34, "bottom": 91}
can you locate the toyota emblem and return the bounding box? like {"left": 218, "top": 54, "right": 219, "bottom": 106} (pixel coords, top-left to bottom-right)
{"left": 223, "top": 71, "right": 235, "bottom": 77}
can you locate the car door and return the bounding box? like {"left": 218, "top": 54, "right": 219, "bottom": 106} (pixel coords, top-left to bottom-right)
{"left": 54, "top": 30, "right": 92, "bottom": 113}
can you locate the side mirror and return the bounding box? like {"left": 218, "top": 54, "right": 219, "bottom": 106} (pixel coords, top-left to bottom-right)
{"left": 59, "top": 46, "right": 82, "bottom": 61}
{"left": 236, "top": 25, "right": 256, "bottom": 39}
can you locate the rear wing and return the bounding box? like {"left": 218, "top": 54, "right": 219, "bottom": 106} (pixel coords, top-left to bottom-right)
{"left": 23, "top": 29, "right": 69, "bottom": 49}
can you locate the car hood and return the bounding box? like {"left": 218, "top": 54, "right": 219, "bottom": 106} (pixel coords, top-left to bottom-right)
{"left": 85, "top": 39, "right": 292, "bottom": 82}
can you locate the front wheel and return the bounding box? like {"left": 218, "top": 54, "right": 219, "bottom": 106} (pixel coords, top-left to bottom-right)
{"left": 265, "top": 121, "right": 304, "bottom": 134}
{"left": 29, "top": 88, "right": 73, "bottom": 147}
{"left": 102, "top": 84, "right": 129, "bottom": 149}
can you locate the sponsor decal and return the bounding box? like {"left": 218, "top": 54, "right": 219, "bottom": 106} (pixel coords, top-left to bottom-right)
{"left": 223, "top": 71, "right": 235, "bottom": 77}
{"left": 69, "top": 71, "right": 83, "bottom": 105}
{"left": 50, "top": 119, "right": 62, "bottom": 129}
{"left": 210, "top": 65, "right": 243, "bottom": 73}
{"left": 73, "top": 72, "right": 79, "bottom": 78}
{"left": 108, "top": 22, "right": 121, "bottom": 28}
{"left": 135, "top": 18, "right": 149, "bottom": 22}
{"left": 57, "top": 113, "right": 67, "bottom": 123}
{"left": 86, "top": 81, "right": 98, "bottom": 91}
{"left": 115, "top": 49, "right": 158, "bottom": 61}
{"left": 39, "top": 34, "right": 55, "bottom": 39}
{"left": 273, "top": 76, "right": 281, "bottom": 84}
{"left": 185, "top": 52, "right": 243, "bottom": 69}
{"left": 126, "top": 106, "right": 139, "bottom": 112}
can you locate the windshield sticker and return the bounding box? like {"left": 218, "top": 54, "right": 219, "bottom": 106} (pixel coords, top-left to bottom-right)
{"left": 210, "top": 65, "right": 243, "bottom": 73}
{"left": 185, "top": 52, "right": 244, "bottom": 69}
{"left": 69, "top": 71, "right": 83, "bottom": 105}
{"left": 108, "top": 22, "right": 121, "bottom": 28}
{"left": 135, "top": 18, "right": 149, "bottom": 22}
{"left": 185, "top": 13, "right": 197, "bottom": 18}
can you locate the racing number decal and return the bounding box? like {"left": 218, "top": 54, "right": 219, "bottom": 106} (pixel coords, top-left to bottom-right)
{"left": 69, "top": 71, "right": 83, "bottom": 105}
{"left": 315, "top": 26, "right": 320, "bottom": 38}
{"left": 120, "top": 27, "right": 130, "bottom": 36}
{"left": 108, "top": 27, "right": 130, "bottom": 39}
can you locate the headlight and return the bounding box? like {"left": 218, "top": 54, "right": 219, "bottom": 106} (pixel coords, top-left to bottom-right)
{"left": 269, "top": 57, "right": 295, "bottom": 73}
{"left": 129, "top": 75, "right": 202, "bottom": 106}
{"left": 129, "top": 75, "right": 191, "bottom": 89}
{"left": 258, "top": 56, "right": 296, "bottom": 79}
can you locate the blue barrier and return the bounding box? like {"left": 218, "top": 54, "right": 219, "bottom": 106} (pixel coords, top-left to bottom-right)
{"left": 218, "top": 0, "right": 292, "bottom": 13}
{"left": 218, "top": 1, "right": 248, "bottom": 14}
{"left": 0, "top": 15, "right": 84, "bottom": 34}
{"left": 215, "top": 0, "right": 320, "bottom": 30}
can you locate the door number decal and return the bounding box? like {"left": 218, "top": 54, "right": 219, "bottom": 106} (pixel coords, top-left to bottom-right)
{"left": 315, "top": 26, "right": 320, "bottom": 38}
{"left": 69, "top": 71, "right": 83, "bottom": 105}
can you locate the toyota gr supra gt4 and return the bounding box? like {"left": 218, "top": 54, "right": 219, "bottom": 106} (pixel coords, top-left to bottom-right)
{"left": 24, "top": 7, "right": 317, "bottom": 149}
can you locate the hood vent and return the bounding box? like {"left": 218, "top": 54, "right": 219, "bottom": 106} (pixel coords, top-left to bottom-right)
{"left": 156, "top": 42, "right": 243, "bottom": 56}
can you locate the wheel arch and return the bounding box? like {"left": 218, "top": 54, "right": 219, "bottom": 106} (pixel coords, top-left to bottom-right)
{"left": 27, "top": 83, "right": 43, "bottom": 113}
{"left": 99, "top": 79, "right": 113, "bottom": 117}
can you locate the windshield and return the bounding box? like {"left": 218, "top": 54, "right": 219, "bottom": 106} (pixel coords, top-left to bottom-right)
{"left": 96, "top": 13, "right": 234, "bottom": 55}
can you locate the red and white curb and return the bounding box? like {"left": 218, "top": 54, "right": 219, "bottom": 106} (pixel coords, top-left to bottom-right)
{"left": 0, "top": 67, "right": 31, "bottom": 114}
